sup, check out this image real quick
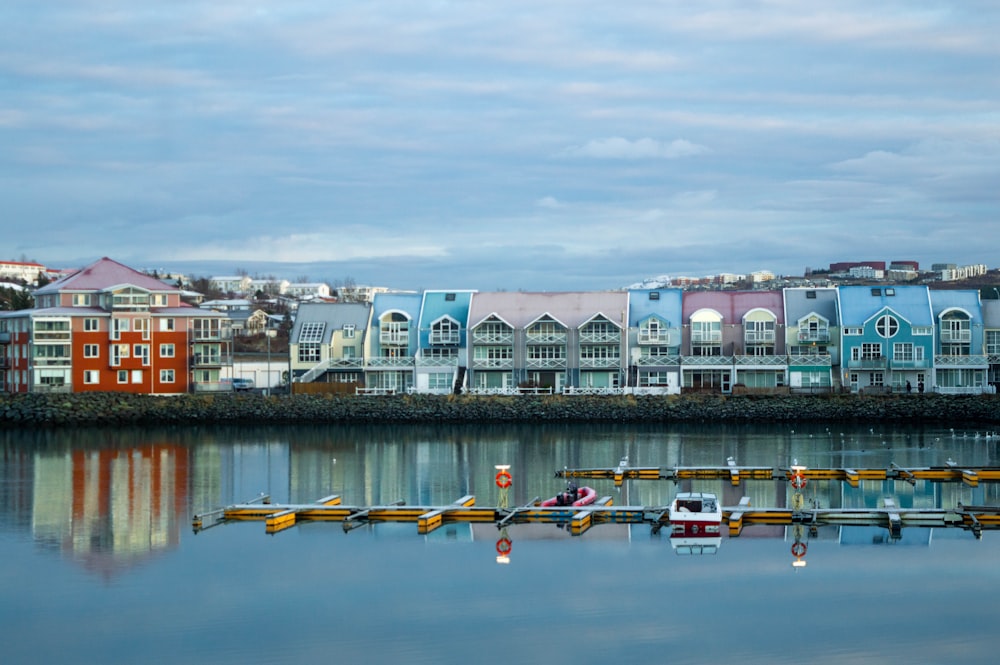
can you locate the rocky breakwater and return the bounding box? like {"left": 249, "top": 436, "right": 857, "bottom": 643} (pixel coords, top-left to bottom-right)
{"left": 1, "top": 392, "right": 999, "bottom": 427}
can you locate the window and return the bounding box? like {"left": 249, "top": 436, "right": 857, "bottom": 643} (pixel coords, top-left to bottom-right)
{"left": 639, "top": 371, "right": 670, "bottom": 386}
{"left": 875, "top": 314, "right": 899, "bottom": 338}
{"left": 299, "top": 322, "right": 326, "bottom": 343}
{"left": 805, "top": 291, "right": 816, "bottom": 299}
{"left": 159, "top": 318, "right": 175, "bottom": 332}
{"left": 117, "top": 370, "right": 128, "bottom": 383}
{"left": 151, "top": 294, "right": 168, "bottom": 306}
{"left": 893, "top": 343, "right": 914, "bottom": 362}
{"left": 988, "top": 330, "right": 1000, "bottom": 355}
{"left": 131, "top": 370, "right": 143, "bottom": 384}
{"left": 871, "top": 288, "right": 881, "bottom": 296}
{"left": 84, "top": 318, "right": 100, "bottom": 332}
{"left": 343, "top": 324, "right": 356, "bottom": 339}
{"left": 160, "top": 343, "right": 175, "bottom": 358}
{"left": 428, "top": 373, "right": 452, "bottom": 389}
{"left": 84, "top": 370, "right": 99, "bottom": 384}
{"left": 111, "top": 318, "right": 129, "bottom": 340}
{"left": 649, "top": 291, "right": 660, "bottom": 301}
{"left": 84, "top": 344, "right": 99, "bottom": 358}
{"left": 844, "top": 327, "right": 863, "bottom": 336}
{"left": 134, "top": 344, "right": 150, "bottom": 366}
{"left": 444, "top": 293, "right": 456, "bottom": 301}
{"left": 160, "top": 369, "right": 175, "bottom": 383}
{"left": 72, "top": 294, "right": 91, "bottom": 306}
{"left": 298, "top": 342, "right": 321, "bottom": 363}
{"left": 869, "top": 372, "right": 885, "bottom": 387}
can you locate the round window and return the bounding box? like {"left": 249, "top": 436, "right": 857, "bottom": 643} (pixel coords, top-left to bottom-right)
{"left": 876, "top": 315, "right": 898, "bottom": 338}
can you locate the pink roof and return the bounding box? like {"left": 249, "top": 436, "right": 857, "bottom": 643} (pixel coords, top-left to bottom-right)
{"left": 682, "top": 291, "right": 785, "bottom": 323}
{"left": 469, "top": 291, "right": 629, "bottom": 329}
{"left": 36, "top": 257, "right": 177, "bottom": 294}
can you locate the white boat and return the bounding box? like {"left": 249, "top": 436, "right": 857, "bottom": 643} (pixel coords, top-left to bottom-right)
{"left": 669, "top": 491, "right": 722, "bottom": 538}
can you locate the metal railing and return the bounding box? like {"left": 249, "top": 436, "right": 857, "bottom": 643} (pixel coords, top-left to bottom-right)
{"left": 471, "top": 358, "right": 515, "bottom": 369}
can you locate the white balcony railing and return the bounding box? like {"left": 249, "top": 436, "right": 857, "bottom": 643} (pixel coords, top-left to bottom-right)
{"left": 638, "top": 330, "right": 675, "bottom": 345}
{"left": 935, "top": 354, "right": 989, "bottom": 367}
{"left": 428, "top": 331, "right": 461, "bottom": 345}
{"left": 472, "top": 358, "right": 515, "bottom": 369}
{"left": 579, "top": 357, "right": 621, "bottom": 369}
{"left": 525, "top": 357, "right": 567, "bottom": 369}
{"left": 526, "top": 332, "right": 567, "bottom": 344}
{"left": 579, "top": 331, "right": 621, "bottom": 344}
{"left": 734, "top": 355, "right": 787, "bottom": 366}
{"left": 797, "top": 330, "right": 831, "bottom": 343}
{"left": 416, "top": 355, "right": 459, "bottom": 367}
{"left": 380, "top": 331, "right": 409, "bottom": 346}
{"left": 472, "top": 330, "right": 514, "bottom": 344}
{"left": 939, "top": 329, "right": 972, "bottom": 343}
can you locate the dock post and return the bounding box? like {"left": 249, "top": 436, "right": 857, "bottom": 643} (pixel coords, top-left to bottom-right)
{"left": 495, "top": 464, "right": 511, "bottom": 511}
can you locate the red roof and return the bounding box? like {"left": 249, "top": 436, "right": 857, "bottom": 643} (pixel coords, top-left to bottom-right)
{"left": 35, "top": 257, "right": 179, "bottom": 294}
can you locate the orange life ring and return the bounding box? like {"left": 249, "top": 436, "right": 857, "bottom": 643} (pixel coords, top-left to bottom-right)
{"left": 495, "top": 470, "right": 512, "bottom": 489}
{"left": 791, "top": 542, "right": 807, "bottom": 558}
{"left": 790, "top": 473, "right": 807, "bottom": 490}
{"left": 496, "top": 537, "right": 512, "bottom": 556}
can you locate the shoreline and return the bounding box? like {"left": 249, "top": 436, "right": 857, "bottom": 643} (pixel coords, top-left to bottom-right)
{"left": 2, "top": 392, "right": 998, "bottom": 427}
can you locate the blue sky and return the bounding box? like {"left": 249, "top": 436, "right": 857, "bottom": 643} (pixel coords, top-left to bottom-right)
{"left": 2, "top": 1, "right": 999, "bottom": 290}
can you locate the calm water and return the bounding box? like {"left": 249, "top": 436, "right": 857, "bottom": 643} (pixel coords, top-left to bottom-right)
{"left": 2, "top": 422, "right": 999, "bottom": 665}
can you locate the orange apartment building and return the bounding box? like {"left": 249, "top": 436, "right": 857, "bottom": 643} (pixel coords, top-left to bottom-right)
{"left": 0, "top": 257, "right": 231, "bottom": 394}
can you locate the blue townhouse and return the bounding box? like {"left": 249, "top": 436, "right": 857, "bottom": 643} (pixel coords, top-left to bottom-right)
{"left": 413, "top": 290, "right": 475, "bottom": 394}
{"left": 837, "top": 285, "right": 935, "bottom": 393}
{"left": 627, "top": 288, "right": 684, "bottom": 394}
{"left": 929, "top": 289, "right": 989, "bottom": 393}
{"left": 365, "top": 291, "right": 423, "bottom": 393}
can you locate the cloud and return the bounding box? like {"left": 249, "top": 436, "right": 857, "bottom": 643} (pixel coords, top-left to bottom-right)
{"left": 560, "top": 138, "right": 710, "bottom": 160}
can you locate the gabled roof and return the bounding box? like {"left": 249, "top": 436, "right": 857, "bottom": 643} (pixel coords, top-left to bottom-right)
{"left": 783, "top": 287, "right": 839, "bottom": 326}
{"left": 419, "top": 290, "right": 474, "bottom": 329}
{"left": 837, "top": 285, "right": 933, "bottom": 327}
{"left": 290, "top": 302, "right": 371, "bottom": 344}
{"left": 35, "top": 257, "right": 177, "bottom": 295}
{"left": 929, "top": 289, "right": 983, "bottom": 323}
{"left": 371, "top": 292, "right": 423, "bottom": 319}
{"left": 627, "top": 288, "right": 683, "bottom": 327}
{"left": 682, "top": 291, "right": 785, "bottom": 323}
{"left": 468, "top": 291, "right": 629, "bottom": 329}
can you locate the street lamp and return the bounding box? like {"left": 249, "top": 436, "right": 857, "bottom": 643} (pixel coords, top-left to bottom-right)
{"left": 266, "top": 329, "right": 276, "bottom": 396}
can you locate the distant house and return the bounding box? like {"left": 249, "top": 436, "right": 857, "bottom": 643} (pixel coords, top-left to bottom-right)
{"left": 284, "top": 282, "right": 331, "bottom": 299}
{"left": 209, "top": 275, "right": 252, "bottom": 295}
{"left": 228, "top": 309, "right": 271, "bottom": 336}
{"left": 337, "top": 285, "right": 389, "bottom": 304}
{"left": 201, "top": 298, "right": 252, "bottom": 312}
{"left": 0, "top": 260, "right": 46, "bottom": 284}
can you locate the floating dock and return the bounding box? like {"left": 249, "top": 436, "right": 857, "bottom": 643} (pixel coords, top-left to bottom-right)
{"left": 556, "top": 463, "right": 1000, "bottom": 488}
{"left": 194, "top": 493, "right": 1000, "bottom": 539}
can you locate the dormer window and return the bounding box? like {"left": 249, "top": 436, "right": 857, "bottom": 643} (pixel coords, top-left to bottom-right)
{"left": 649, "top": 292, "right": 660, "bottom": 301}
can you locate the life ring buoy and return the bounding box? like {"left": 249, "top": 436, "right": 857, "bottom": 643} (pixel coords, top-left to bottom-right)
{"left": 495, "top": 470, "right": 512, "bottom": 489}
{"left": 496, "top": 537, "right": 512, "bottom": 556}
{"left": 790, "top": 473, "right": 807, "bottom": 490}
{"left": 791, "top": 541, "right": 807, "bottom": 558}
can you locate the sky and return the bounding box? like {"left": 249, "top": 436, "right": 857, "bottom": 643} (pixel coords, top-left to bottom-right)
{"left": 2, "top": 1, "right": 999, "bottom": 291}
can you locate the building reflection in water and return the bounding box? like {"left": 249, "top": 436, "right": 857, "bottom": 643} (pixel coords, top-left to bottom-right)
{"left": 3, "top": 422, "right": 999, "bottom": 578}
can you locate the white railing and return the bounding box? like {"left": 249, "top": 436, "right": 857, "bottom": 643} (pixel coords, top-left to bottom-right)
{"left": 734, "top": 355, "right": 787, "bottom": 366}
{"left": 416, "top": 355, "right": 459, "bottom": 367}
{"left": 940, "top": 329, "right": 972, "bottom": 343}
{"left": 797, "top": 330, "right": 831, "bottom": 343}
{"left": 638, "top": 330, "right": 675, "bottom": 345}
{"left": 366, "top": 357, "right": 415, "bottom": 368}
{"left": 380, "top": 331, "right": 409, "bottom": 346}
{"left": 744, "top": 331, "right": 776, "bottom": 344}
{"left": 428, "top": 331, "right": 461, "bottom": 345}
{"left": 525, "top": 357, "right": 567, "bottom": 369}
{"left": 467, "top": 387, "right": 519, "bottom": 395}
{"left": 680, "top": 355, "right": 734, "bottom": 366}
{"left": 579, "top": 357, "right": 621, "bottom": 368}
{"left": 935, "top": 355, "right": 989, "bottom": 367}
{"left": 472, "top": 358, "right": 515, "bottom": 369}
{"left": 634, "top": 354, "right": 681, "bottom": 366}
{"left": 526, "top": 332, "right": 567, "bottom": 344}
{"left": 472, "top": 331, "right": 514, "bottom": 344}
{"left": 579, "top": 331, "right": 621, "bottom": 343}
{"left": 787, "top": 354, "right": 832, "bottom": 367}
{"left": 562, "top": 386, "right": 623, "bottom": 395}
{"left": 691, "top": 331, "right": 722, "bottom": 343}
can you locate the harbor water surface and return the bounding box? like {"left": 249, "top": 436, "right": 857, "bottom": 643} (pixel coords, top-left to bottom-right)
{"left": 1, "top": 422, "right": 998, "bottom": 665}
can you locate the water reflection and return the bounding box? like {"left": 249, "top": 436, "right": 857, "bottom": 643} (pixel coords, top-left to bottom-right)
{"left": 2, "top": 421, "right": 997, "bottom": 577}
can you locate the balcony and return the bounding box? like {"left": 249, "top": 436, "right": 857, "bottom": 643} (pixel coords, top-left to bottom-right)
{"left": 638, "top": 330, "right": 675, "bottom": 345}
{"left": 691, "top": 331, "right": 722, "bottom": 344}
{"left": 680, "top": 355, "right": 734, "bottom": 366}
{"left": 472, "top": 357, "right": 514, "bottom": 369}
{"left": 787, "top": 354, "right": 832, "bottom": 367}
{"left": 579, "top": 331, "right": 621, "bottom": 344}
{"left": 935, "top": 354, "right": 989, "bottom": 367}
{"left": 734, "top": 355, "right": 787, "bottom": 366}
{"left": 633, "top": 354, "right": 681, "bottom": 367}
{"left": 328, "top": 357, "right": 364, "bottom": 369}
{"left": 192, "top": 330, "right": 231, "bottom": 342}
{"left": 797, "top": 329, "right": 831, "bottom": 343}
{"left": 845, "top": 357, "right": 888, "bottom": 370}
{"left": 525, "top": 357, "right": 567, "bottom": 369}
{"left": 416, "top": 355, "right": 459, "bottom": 367}
{"left": 940, "top": 329, "right": 972, "bottom": 343}
{"left": 473, "top": 330, "right": 514, "bottom": 344}
{"left": 744, "top": 331, "right": 776, "bottom": 344}
{"left": 428, "top": 330, "right": 461, "bottom": 345}
{"left": 526, "top": 331, "right": 567, "bottom": 344}
{"left": 579, "top": 357, "right": 621, "bottom": 369}
{"left": 380, "top": 330, "right": 409, "bottom": 346}
{"left": 366, "top": 356, "right": 415, "bottom": 369}
{"left": 192, "top": 353, "right": 231, "bottom": 367}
